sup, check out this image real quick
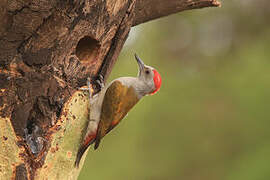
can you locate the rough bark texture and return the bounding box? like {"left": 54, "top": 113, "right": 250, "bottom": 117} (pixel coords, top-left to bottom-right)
{"left": 0, "top": 0, "right": 220, "bottom": 179}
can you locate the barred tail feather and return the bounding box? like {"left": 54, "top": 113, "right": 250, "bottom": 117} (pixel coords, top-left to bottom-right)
{"left": 74, "top": 137, "right": 95, "bottom": 168}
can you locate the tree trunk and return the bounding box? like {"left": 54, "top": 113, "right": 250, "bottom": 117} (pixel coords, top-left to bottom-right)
{"left": 0, "top": 0, "right": 220, "bottom": 179}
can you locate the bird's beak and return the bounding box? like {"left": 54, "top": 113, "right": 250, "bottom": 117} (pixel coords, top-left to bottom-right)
{"left": 134, "top": 53, "right": 144, "bottom": 74}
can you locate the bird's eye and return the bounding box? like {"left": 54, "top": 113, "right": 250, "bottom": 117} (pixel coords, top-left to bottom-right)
{"left": 145, "top": 70, "right": 150, "bottom": 74}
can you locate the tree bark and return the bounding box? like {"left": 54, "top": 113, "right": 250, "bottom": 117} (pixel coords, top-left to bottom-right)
{"left": 0, "top": 0, "right": 220, "bottom": 179}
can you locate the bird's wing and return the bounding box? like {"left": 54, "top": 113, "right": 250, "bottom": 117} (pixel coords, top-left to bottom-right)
{"left": 94, "top": 80, "right": 140, "bottom": 149}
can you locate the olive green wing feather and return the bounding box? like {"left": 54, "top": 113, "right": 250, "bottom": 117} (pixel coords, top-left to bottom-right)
{"left": 94, "top": 80, "right": 140, "bottom": 149}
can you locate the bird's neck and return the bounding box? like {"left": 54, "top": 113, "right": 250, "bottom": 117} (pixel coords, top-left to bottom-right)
{"left": 116, "top": 77, "right": 150, "bottom": 99}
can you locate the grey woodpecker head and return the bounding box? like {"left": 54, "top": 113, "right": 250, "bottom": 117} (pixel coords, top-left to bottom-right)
{"left": 135, "top": 54, "right": 162, "bottom": 95}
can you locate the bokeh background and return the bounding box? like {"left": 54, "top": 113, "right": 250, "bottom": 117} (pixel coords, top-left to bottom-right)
{"left": 79, "top": 0, "right": 270, "bottom": 179}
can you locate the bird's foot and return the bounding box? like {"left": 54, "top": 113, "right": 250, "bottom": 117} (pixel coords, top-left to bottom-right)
{"left": 95, "top": 74, "right": 104, "bottom": 90}
{"left": 79, "top": 77, "right": 93, "bottom": 98}
{"left": 78, "top": 74, "right": 104, "bottom": 96}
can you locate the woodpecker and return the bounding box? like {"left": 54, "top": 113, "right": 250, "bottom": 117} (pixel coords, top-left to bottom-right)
{"left": 75, "top": 54, "right": 162, "bottom": 167}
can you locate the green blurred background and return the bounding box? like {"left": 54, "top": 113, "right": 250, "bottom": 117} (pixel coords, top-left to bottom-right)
{"left": 79, "top": 0, "right": 270, "bottom": 179}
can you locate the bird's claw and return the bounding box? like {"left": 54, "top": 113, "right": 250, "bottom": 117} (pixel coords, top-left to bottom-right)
{"left": 78, "top": 87, "right": 90, "bottom": 91}
{"left": 95, "top": 74, "right": 104, "bottom": 89}
{"left": 78, "top": 74, "right": 104, "bottom": 96}
{"left": 79, "top": 77, "right": 93, "bottom": 99}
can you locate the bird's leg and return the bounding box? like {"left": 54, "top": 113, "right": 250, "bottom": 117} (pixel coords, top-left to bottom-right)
{"left": 79, "top": 77, "right": 93, "bottom": 102}
{"left": 86, "top": 77, "right": 92, "bottom": 99}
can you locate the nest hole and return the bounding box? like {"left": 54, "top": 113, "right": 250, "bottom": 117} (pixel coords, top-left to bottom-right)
{"left": 75, "top": 36, "right": 100, "bottom": 63}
